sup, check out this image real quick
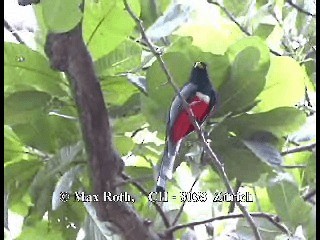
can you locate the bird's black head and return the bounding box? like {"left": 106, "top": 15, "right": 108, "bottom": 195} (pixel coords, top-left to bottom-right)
{"left": 190, "top": 61, "right": 212, "bottom": 93}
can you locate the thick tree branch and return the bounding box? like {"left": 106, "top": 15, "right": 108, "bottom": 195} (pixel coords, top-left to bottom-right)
{"left": 166, "top": 212, "right": 290, "bottom": 236}
{"left": 123, "top": 1, "right": 262, "bottom": 239}
{"left": 4, "top": 19, "right": 25, "bottom": 45}
{"left": 286, "top": 0, "right": 316, "bottom": 18}
{"left": 43, "top": 7, "right": 159, "bottom": 240}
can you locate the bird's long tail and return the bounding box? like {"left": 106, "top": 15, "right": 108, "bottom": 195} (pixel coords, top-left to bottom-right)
{"left": 156, "top": 140, "right": 181, "bottom": 192}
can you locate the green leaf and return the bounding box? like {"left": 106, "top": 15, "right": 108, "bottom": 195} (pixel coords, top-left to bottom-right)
{"left": 114, "top": 135, "right": 135, "bottom": 155}
{"left": 5, "top": 91, "right": 51, "bottom": 125}
{"left": 224, "top": 0, "right": 252, "bottom": 16}
{"left": 83, "top": 0, "right": 141, "bottom": 60}
{"left": 210, "top": 126, "right": 270, "bottom": 182}
{"left": 254, "top": 56, "right": 308, "bottom": 112}
{"left": 101, "top": 76, "right": 140, "bottom": 106}
{"left": 267, "top": 172, "right": 312, "bottom": 229}
{"left": 224, "top": 107, "right": 306, "bottom": 138}
{"left": 17, "top": 221, "right": 64, "bottom": 240}
{"left": 94, "top": 40, "right": 142, "bottom": 77}
{"left": 5, "top": 159, "right": 42, "bottom": 188}
{"left": 216, "top": 37, "right": 270, "bottom": 116}
{"left": 237, "top": 217, "right": 284, "bottom": 240}
{"left": 4, "top": 125, "right": 27, "bottom": 163}
{"left": 254, "top": 23, "right": 275, "bottom": 39}
{"left": 174, "top": 16, "right": 243, "bottom": 54}
{"left": 4, "top": 43, "right": 66, "bottom": 97}
{"left": 302, "top": 153, "right": 316, "bottom": 188}
{"left": 113, "top": 114, "right": 146, "bottom": 134}
{"left": 41, "top": 0, "right": 82, "bottom": 33}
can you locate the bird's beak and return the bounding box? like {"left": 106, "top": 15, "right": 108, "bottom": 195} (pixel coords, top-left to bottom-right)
{"left": 194, "top": 62, "right": 206, "bottom": 69}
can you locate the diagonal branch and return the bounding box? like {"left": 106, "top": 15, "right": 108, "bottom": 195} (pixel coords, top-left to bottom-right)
{"left": 207, "top": 0, "right": 282, "bottom": 56}
{"left": 121, "top": 173, "right": 170, "bottom": 228}
{"left": 286, "top": 0, "right": 316, "bottom": 18}
{"left": 281, "top": 143, "right": 316, "bottom": 156}
{"left": 166, "top": 212, "right": 290, "bottom": 236}
{"left": 123, "top": 1, "right": 262, "bottom": 239}
{"left": 4, "top": 19, "right": 25, "bottom": 45}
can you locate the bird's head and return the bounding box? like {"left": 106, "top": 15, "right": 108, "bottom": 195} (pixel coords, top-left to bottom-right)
{"left": 190, "top": 61, "right": 211, "bottom": 89}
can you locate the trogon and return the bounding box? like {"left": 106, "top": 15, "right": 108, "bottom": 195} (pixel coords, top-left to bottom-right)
{"left": 156, "top": 61, "right": 217, "bottom": 192}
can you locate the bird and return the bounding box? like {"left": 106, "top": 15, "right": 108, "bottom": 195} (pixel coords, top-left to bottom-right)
{"left": 156, "top": 61, "right": 217, "bottom": 192}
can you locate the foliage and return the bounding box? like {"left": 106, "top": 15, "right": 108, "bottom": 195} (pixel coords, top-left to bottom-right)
{"left": 4, "top": 0, "right": 315, "bottom": 239}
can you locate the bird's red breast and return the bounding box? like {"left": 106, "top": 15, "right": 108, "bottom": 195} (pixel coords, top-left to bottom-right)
{"left": 172, "top": 92, "right": 212, "bottom": 143}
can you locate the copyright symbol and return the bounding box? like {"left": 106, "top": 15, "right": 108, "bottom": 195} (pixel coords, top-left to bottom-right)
{"left": 60, "top": 192, "right": 70, "bottom": 202}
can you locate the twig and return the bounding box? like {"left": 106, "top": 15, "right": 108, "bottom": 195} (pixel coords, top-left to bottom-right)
{"left": 172, "top": 174, "right": 200, "bottom": 226}
{"left": 207, "top": 1, "right": 282, "bottom": 56}
{"left": 208, "top": 1, "right": 250, "bottom": 36}
{"left": 166, "top": 212, "right": 290, "bottom": 236}
{"left": 123, "top": 1, "right": 262, "bottom": 239}
{"left": 286, "top": 0, "right": 316, "bottom": 18}
{"left": 281, "top": 143, "right": 316, "bottom": 156}
{"left": 252, "top": 186, "right": 262, "bottom": 212}
{"left": 280, "top": 164, "right": 306, "bottom": 169}
{"left": 4, "top": 19, "right": 25, "bottom": 45}
{"left": 121, "top": 173, "right": 170, "bottom": 228}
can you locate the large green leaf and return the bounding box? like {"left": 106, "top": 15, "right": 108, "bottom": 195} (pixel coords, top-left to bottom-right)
{"left": 236, "top": 217, "right": 284, "bottom": 239}
{"left": 4, "top": 125, "right": 28, "bottom": 163}
{"left": 113, "top": 114, "right": 146, "bottom": 134}
{"left": 5, "top": 91, "right": 51, "bottom": 125}
{"left": 17, "top": 221, "right": 64, "bottom": 240}
{"left": 83, "top": 0, "right": 140, "bottom": 60}
{"left": 94, "top": 40, "right": 142, "bottom": 77}
{"left": 254, "top": 56, "right": 308, "bottom": 112}
{"left": 114, "top": 135, "right": 135, "bottom": 155}
{"left": 11, "top": 112, "right": 79, "bottom": 153}
{"left": 216, "top": 37, "right": 270, "bottom": 116}
{"left": 41, "top": 0, "right": 82, "bottom": 33}
{"left": 4, "top": 43, "right": 66, "bottom": 97}
{"left": 174, "top": 13, "right": 244, "bottom": 54}
{"left": 223, "top": 107, "right": 306, "bottom": 138}
{"left": 267, "top": 172, "right": 312, "bottom": 229}
{"left": 210, "top": 125, "right": 270, "bottom": 182}
{"left": 101, "top": 76, "right": 140, "bottom": 106}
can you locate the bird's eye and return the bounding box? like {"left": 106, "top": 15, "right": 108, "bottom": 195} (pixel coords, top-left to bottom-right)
{"left": 194, "top": 62, "right": 206, "bottom": 69}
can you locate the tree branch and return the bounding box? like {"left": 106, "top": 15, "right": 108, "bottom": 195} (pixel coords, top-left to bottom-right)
{"left": 286, "top": 0, "right": 316, "bottom": 18}
{"left": 207, "top": 0, "right": 282, "bottom": 56}
{"left": 281, "top": 143, "right": 316, "bottom": 156}
{"left": 4, "top": 19, "right": 25, "bottom": 45}
{"left": 121, "top": 173, "right": 170, "bottom": 228}
{"left": 228, "top": 179, "right": 242, "bottom": 213}
{"left": 43, "top": 4, "right": 160, "bottom": 240}
{"left": 166, "top": 212, "right": 290, "bottom": 236}
{"left": 123, "top": 1, "right": 262, "bottom": 239}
